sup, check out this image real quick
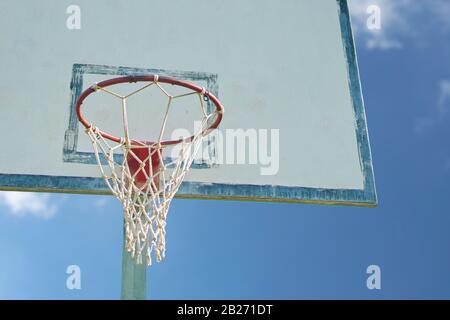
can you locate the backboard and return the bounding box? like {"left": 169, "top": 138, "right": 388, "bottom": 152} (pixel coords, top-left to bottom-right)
{"left": 0, "top": 0, "right": 377, "bottom": 206}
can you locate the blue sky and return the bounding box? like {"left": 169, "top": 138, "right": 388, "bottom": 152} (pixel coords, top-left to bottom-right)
{"left": 1, "top": 0, "right": 450, "bottom": 299}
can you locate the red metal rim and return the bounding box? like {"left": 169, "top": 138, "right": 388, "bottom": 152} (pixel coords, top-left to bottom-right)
{"left": 76, "top": 75, "right": 224, "bottom": 146}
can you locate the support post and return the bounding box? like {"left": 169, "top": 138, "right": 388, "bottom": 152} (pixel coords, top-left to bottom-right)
{"left": 121, "top": 220, "right": 147, "bottom": 300}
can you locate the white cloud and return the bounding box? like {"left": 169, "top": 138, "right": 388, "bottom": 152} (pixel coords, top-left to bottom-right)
{"left": 428, "top": 0, "right": 450, "bottom": 33}
{"left": 437, "top": 81, "right": 450, "bottom": 116}
{"left": 0, "top": 192, "right": 57, "bottom": 219}
{"left": 366, "top": 38, "right": 402, "bottom": 50}
{"left": 349, "top": 0, "right": 409, "bottom": 50}
{"left": 348, "top": 0, "right": 450, "bottom": 50}
{"left": 94, "top": 197, "right": 110, "bottom": 208}
{"left": 415, "top": 80, "right": 450, "bottom": 135}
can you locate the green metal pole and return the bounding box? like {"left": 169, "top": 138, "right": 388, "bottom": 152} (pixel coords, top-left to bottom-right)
{"left": 121, "top": 220, "right": 147, "bottom": 300}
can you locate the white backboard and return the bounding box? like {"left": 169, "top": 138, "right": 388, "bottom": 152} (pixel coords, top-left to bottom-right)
{"left": 0, "top": 0, "right": 376, "bottom": 206}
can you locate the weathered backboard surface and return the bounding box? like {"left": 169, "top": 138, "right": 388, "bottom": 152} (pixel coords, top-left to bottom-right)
{"left": 0, "top": 0, "right": 377, "bottom": 206}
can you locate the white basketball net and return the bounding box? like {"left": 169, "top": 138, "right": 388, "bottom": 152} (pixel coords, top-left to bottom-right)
{"left": 83, "top": 77, "right": 219, "bottom": 266}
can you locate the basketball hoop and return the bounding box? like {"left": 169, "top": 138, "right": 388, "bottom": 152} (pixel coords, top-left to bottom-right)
{"left": 76, "top": 75, "right": 224, "bottom": 266}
